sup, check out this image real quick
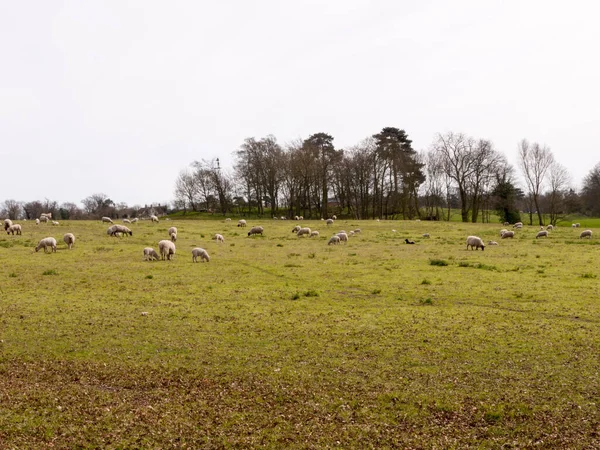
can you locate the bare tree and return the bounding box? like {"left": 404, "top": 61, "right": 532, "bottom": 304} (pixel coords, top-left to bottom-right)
{"left": 581, "top": 162, "right": 600, "bottom": 216}
{"left": 1, "top": 199, "right": 22, "bottom": 220}
{"left": 545, "top": 161, "right": 571, "bottom": 225}
{"left": 174, "top": 169, "right": 199, "bottom": 212}
{"left": 517, "top": 139, "right": 554, "bottom": 226}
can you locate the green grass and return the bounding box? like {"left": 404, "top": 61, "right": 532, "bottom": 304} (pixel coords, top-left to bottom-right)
{"left": 0, "top": 219, "right": 599, "bottom": 447}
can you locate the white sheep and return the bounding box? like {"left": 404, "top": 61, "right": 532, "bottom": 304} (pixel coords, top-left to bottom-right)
{"left": 35, "top": 237, "right": 57, "bottom": 253}
{"left": 292, "top": 225, "right": 301, "bottom": 233}
{"left": 422, "top": 233, "right": 430, "bottom": 238}
{"left": 150, "top": 215, "right": 159, "bottom": 223}
{"left": 237, "top": 219, "right": 247, "bottom": 227}
{"left": 348, "top": 231, "right": 355, "bottom": 236}
{"left": 212, "top": 233, "right": 224, "bottom": 243}
{"left": 51, "top": 221, "right": 59, "bottom": 226}
{"left": 3, "top": 219, "right": 13, "bottom": 231}
{"left": 326, "top": 219, "right": 334, "bottom": 225}
{"left": 225, "top": 218, "right": 231, "bottom": 222}
{"left": 101, "top": 217, "right": 113, "bottom": 224}
{"left": 580, "top": 230, "right": 593, "bottom": 239}
{"left": 294, "top": 215, "right": 300, "bottom": 220}
{"left": 35, "top": 218, "right": 40, "bottom": 225}
{"left": 328, "top": 235, "right": 341, "bottom": 245}
{"left": 546, "top": 224, "right": 554, "bottom": 230}
{"left": 63, "top": 233, "right": 75, "bottom": 249}
{"left": 123, "top": 218, "right": 131, "bottom": 224}
{"left": 131, "top": 218, "right": 139, "bottom": 223}
{"left": 309, "top": 231, "right": 320, "bottom": 238}
{"left": 503, "top": 222, "right": 509, "bottom": 226}
{"left": 536, "top": 230, "right": 549, "bottom": 239}
{"left": 500, "top": 229, "right": 508, "bottom": 237}
{"left": 501, "top": 230, "right": 515, "bottom": 239}
{"left": 574, "top": 223, "right": 581, "bottom": 228}
{"left": 488, "top": 241, "right": 499, "bottom": 245}
{"left": 39, "top": 215, "right": 49, "bottom": 223}
{"left": 192, "top": 247, "right": 210, "bottom": 262}
{"left": 107, "top": 225, "right": 132, "bottom": 236}
{"left": 158, "top": 240, "right": 176, "bottom": 260}
{"left": 248, "top": 226, "right": 264, "bottom": 236}
{"left": 466, "top": 236, "right": 485, "bottom": 251}
{"left": 170, "top": 232, "right": 177, "bottom": 242}
{"left": 332, "top": 215, "right": 337, "bottom": 220}
{"left": 6, "top": 224, "right": 22, "bottom": 235}
{"left": 336, "top": 232, "right": 348, "bottom": 244}
{"left": 143, "top": 247, "right": 160, "bottom": 261}
{"left": 513, "top": 222, "right": 523, "bottom": 229}
{"left": 168, "top": 226, "right": 178, "bottom": 237}
{"left": 296, "top": 227, "right": 311, "bottom": 237}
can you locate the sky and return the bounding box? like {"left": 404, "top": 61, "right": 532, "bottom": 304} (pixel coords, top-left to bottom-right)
{"left": 1, "top": 0, "right": 599, "bottom": 207}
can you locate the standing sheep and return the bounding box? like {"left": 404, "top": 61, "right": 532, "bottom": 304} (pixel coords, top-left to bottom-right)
{"left": 500, "top": 229, "right": 508, "bottom": 237}
{"left": 536, "top": 230, "right": 549, "bottom": 239}
{"left": 143, "top": 247, "right": 160, "bottom": 261}
{"left": 192, "top": 247, "right": 210, "bottom": 262}
{"left": 6, "top": 224, "right": 22, "bottom": 235}
{"left": 309, "top": 231, "right": 320, "bottom": 238}
{"left": 168, "top": 226, "right": 178, "bottom": 242}
{"left": 101, "top": 217, "right": 113, "bottom": 224}
{"left": 466, "top": 236, "right": 485, "bottom": 251}
{"left": 108, "top": 225, "right": 132, "bottom": 236}
{"left": 501, "top": 230, "right": 515, "bottom": 239}
{"left": 580, "top": 230, "right": 593, "bottom": 239}
{"left": 35, "top": 237, "right": 57, "bottom": 253}
{"left": 158, "top": 240, "right": 176, "bottom": 260}
{"left": 336, "top": 232, "right": 349, "bottom": 244}
{"left": 150, "top": 215, "right": 159, "bottom": 223}
{"left": 291, "top": 225, "right": 301, "bottom": 233}
{"left": 248, "top": 226, "right": 264, "bottom": 236}
{"left": 328, "top": 235, "right": 341, "bottom": 245}
{"left": 35, "top": 218, "right": 40, "bottom": 225}
{"left": 212, "top": 233, "right": 224, "bottom": 243}
{"left": 513, "top": 222, "right": 523, "bottom": 229}
{"left": 63, "top": 233, "right": 75, "bottom": 249}
{"left": 546, "top": 224, "right": 554, "bottom": 230}
{"left": 297, "top": 227, "right": 311, "bottom": 237}
{"left": 237, "top": 219, "right": 247, "bottom": 227}
{"left": 3, "top": 219, "right": 13, "bottom": 231}
{"left": 332, "top": 215, "right": 337, "bottom": 220}
{"left": 326, "top": 219, "right": 334, "bottom": 226}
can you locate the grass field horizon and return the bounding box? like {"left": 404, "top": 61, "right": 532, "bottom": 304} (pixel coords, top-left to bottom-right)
{"left": 1, "top": 218, "right": 598, "bottom": 447}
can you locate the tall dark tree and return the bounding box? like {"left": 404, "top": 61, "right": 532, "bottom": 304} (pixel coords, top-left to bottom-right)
{"left": 303, "top": 132, "right": 339, "bottom": 219}
{"left": 581, "top": 162, "right": 600, "bottom": 216}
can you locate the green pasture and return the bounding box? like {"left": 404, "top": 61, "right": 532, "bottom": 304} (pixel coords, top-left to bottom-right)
{"left": 0, "top": 218, "right": 598, "bottom": 448}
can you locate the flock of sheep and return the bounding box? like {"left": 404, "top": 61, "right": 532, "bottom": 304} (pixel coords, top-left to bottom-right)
{"left": 2, "top": 214, "right": 595, "bottom": 261}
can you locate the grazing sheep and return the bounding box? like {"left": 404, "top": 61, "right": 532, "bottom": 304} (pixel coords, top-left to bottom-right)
{"left": 513, "top": 222, "right": 523, "bottom": 229}
{"left": 297, "top": 227, "right": 311, "bottom": 237}
{"left": 488, "top": 241, "right": 499, "bottom": 245}
{"left": 574, "top": 223, "right": 581, "bottom": 228}
{"left": 212, "top": 233, "right": 224, "bottom": 243}
{"left": 131, "top": 218, "right": 139, "bottom": 223}
{"left": 280, "top": 216, "right": 286, "bottom": 220}
{"left": 309, "top": 231, "right": 320, "bottom": 238}
{"left": 237, "top": 219, "right": 247, "bottom": 227}
{"left": 326, "top": 219, "right": 334, "bottom": 225}
{"left": 51, "top": 221, "right": 59, "bottom": 226}
{"left": 336, "top": 232, "right": 348, "bottom": 243}
{"left": 158, "top": 240, "right": 176, "bottom": 260}
{"left": 294, "top": 216, "right": 300, "bottom": 220}
{"left": 35, "top": 237, "right": 57, "bottom": 253}
{"left": 168, "top": 226, "right": 178, "bottom": 237}
{"left": 546, "top": 224, "right": 554, "bottom": 230}
{"left": 3, "top": 219, "right": 12, "bottom": 231}
{"left": 6, "top": 224, "right": 22, "bottom": 235}
{"left": 353, "top": 229, "right": 361, "bottom": 233}
{"left": 248, "top": 226, "right": 264, "bottom": 236}
{"left": 108, "top": 224, "right": 132, "bottom": 236}
{"left": 466, "top": 236, "right": 485, "bottom": 251}
{"left": 101, "top": 217, "right": 113, "bottom": 224}
{"left": 503, "top": 222, "right": 509, "bottom": 226}
{"left": 540, "top": 226, "right": 544, "bottom": 230}
{"left": 501, "top": 230, "right": 515, "bottom": 239}
{"left": 63, "top": 233, "right": 75, "bottom": 249}
{"left": 192, "top": 247, "right": 210, "bottom": 262}
{"left": 580, "top": 230, "right": 593, "bottom": 239}
{"left": 39, "top": 215, "right": 49, "bottom": 223}
{"left": 500, "top": 229, "right": 508, "bottom": 237}
{"left": 332, "top": 215, "right": 337, "bottom": 220}
{"left": 123, "top": 218, "right": 131, "bottom": 224}
{"left": 41, "top": 212, "right": 52, "bottom": 219}
{"left": 150, "top": 215, "right": 159, "bottom": 223}
{"left": 348, "top": 231, "right": 355, "bottom": 237}
{"left": 328, "top": 235, "right": 341, "bottom": 245}
{"left": 292, "top": 225, "right": 301, "bottom": 233}
{"left": 422, "top": 233, "right": 430, "bottom": 238}
{"left": 405, "top": 239, "right": 415, "bottom": 244}
{"left": 536, "top": 230, "right": 549, "bottom": 239}
{"left": 170, "top": 232, "right": 177, "bottom": 242}
{"left": 143, "top": 247, "right": 159, "bottom": 261}
{"left": 35, "top": 218, "right": 40, "bottom": 225}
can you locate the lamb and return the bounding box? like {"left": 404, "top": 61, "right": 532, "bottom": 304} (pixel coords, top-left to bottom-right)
{"left": 122, "top": 218, "right": 131, "bottom": 224}
{"left": 41, "top": 212, "right": 52, "bottom": 220}
{"left": 6, "top": 224, "right": 22, "bottom": 235}
{"left": 573, "top": 223, "right": 581, "bottom": 228}
{"left": 466, "top": 236, "right": 485, "bottom": 251}
{"left": 168, "top": 226, "right": 178, "bottom": 239}
{"left": 248, "top": 226, "right": 264, "bottom": 236}
{"left": 309, "top": 231, "right": 320, "bottom": 238}
{"left": 237, "top": 219, "right": 247, "bottom": 227}
{"left": 63, "top": 233, "right": 75, "bottom": 249}
{"left": 294, "top": 216, "right": 300, "bottom": 220}
{"left": 503, "top": 222, "right": 509, "bottom": 226}
{"left": 292, "top": 225, "right": 301, "bottom": 233}
{"left": 336, "top": 232, "right": 348, "bottom": 243}
{"left": 4, "top": 219, "right": 12, "bottom": 231}
{"left": 328, "top": 235, "right": 341, "bottom": 245}
{"left": 102, "top": 217, "right": 113, "bottom": 224}
{"left": 39, "top": 215, "right": 49, "bottom": 223}
{"left": 51, "top": 221, "right": 59, "bottom": 225}
{"left": 225, "top": 218, "right": 231, "bottom": 222}
{"left": 191, "top": 247, "right": 210, "bottom": 262}
{"left": 501, "top": 230, "right": 515, "bottom": 239}
{"left": 35, "top": 237, "right": 57, "bottom": 253}
{"left": 348, "top": 231, "right": 355, "bottom": 236}
{"left": 405, "top": 239, "right": 415, "bottom": 244}
{"left": 326, "top": 219, "right": 334, "bottom": 225}
{"left": 296, "top": 227, "right": 311, "bottom": 237}
{"left": 158, "top": 240, "right": 176, "bottom": 260}
{"left": 35, "top": 218, "right": 40, "bottom": 225}
{"left": 212, "top": 233, "right": 224, "bottom": 243}
{"left": 143, "top": 247, "right": 160, "bottom": 261}
{"left": 513, "top": 222, "right": 523, "bottom": 229}
{"left": 488, "top": 241, "right": 499, "bottom": 245}
{"left": 580, "top": 230, "right": 593, "bottom": 239}
{"left": 150, "top": 215, "right": 159, "bottom": 223}
{"left": 536, "top": 230, "right": 549, "bottom": 239}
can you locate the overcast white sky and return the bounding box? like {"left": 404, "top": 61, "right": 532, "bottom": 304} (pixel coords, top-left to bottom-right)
{"left": 1, "top": 1, "right": 599, "bottom": 207}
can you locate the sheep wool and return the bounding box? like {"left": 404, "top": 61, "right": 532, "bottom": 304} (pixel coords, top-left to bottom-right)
{"left": 580, "top": 230, "right": 593, "bottom": 239}
{"left": 143, "top": 247, "right": 160, "bottom": 261}
{"left": 192, "top": 247, "right": 210, "bottom": 263}
{"left": 466, "top": 236, "right": 485, "bottom": 251}
{"left": 63, "top": 233, "right": 75, "bottom": 249}
{"left": 35, "top": 237, "right": 57, "bottom": 253}
{"left": 158, "top": 240, "right": 176, "bottom": 260}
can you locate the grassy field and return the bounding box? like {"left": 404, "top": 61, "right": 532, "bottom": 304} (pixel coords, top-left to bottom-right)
{"left": 1, "top": 218, "right": 599, "bottom": 448}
